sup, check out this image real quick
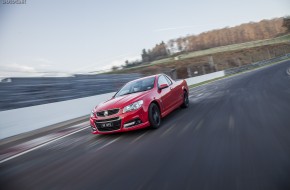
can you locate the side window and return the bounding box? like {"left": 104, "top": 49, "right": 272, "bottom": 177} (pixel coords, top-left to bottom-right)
{"left": 158, "top": 75, "right": 169, "bottom": 87}
{"left": 164, "top": 75, "right": 173, "bottom": 85}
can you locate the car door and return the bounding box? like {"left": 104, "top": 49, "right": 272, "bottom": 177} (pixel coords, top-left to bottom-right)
{"left": 157, "top": 75, "right": 172, "bottom": 112}
{"left": 165, "top": 75, "right": 182, "bottom": 106}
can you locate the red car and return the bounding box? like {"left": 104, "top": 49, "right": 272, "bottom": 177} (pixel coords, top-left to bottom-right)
{"left": 90, "top": 74, "right": 189, "bottom": 134}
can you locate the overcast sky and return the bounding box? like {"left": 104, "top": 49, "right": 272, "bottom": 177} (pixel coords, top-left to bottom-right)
{"left": 0, "top": 0, "right": 289, "bottom": 77}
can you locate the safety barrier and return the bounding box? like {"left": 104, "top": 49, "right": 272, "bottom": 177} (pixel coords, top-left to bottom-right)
{"left": 185, "top": 71, "right": 225, "bottom": 85}
{"left": 0, "top": 92, "right": 115, "bottom": 139}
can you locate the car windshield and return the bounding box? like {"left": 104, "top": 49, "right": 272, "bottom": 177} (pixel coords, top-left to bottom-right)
{"left": 114, "top": 77, "right": 155, "bottom": 97}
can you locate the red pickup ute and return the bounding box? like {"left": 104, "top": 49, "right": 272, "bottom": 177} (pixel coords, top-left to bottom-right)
{"left": 90, "top": 74, "right": 189, "bottom": 134}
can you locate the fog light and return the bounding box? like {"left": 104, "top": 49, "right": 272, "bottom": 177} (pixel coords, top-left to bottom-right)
{"left": 124, "top": 121, "right": 135, "bottom": 128}
{"left": 124, "top": 118, "right": 143, "bottom": 128}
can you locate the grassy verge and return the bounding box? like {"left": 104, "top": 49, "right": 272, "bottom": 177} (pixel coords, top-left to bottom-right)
{"left": 180, "top": 34, "right": 290, "bottom": 61}
{"left": 188, "top": 57, "right": 290, "bottom": 89}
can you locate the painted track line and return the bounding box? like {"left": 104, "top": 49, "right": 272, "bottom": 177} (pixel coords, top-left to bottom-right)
{"left": 130, "top": 132, "right": 148, "bottom": 144}
{"left": 0, "top": 126, "right": 90, "bottom": 164}
{"left": 96, "top": 137, "right": 121, "bottom": 151}
{"left": 161, "top": 124, "right": 176, "bottom": 137}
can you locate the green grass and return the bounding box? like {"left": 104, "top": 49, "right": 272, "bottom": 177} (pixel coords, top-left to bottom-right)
{"left": 109, "top": 34, "right": 290, "bottom": 73}
{"left": 181, "top": 34, "right": 290, "bottom": 60}
{"left": 188, "top": 56, "right": 290, "bottom": 89}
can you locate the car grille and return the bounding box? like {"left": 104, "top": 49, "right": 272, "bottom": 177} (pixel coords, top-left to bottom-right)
{"left": 95, "top": 117, "right": 122, "bottom": 132}
{"left": 96, "top": 108, "right": 120, "bottom": 117}
{"left": 95, "top": 117, "right": 120, "bottom": 122}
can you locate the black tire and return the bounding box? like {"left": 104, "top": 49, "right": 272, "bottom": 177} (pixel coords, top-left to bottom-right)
{"left": 181, "top": 91, "right": 189, "bottom": 108}
{"left": 148, "top": 103, "right": 161, "bottom": 129}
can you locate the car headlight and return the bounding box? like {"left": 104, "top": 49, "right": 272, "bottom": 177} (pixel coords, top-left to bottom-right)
{"left": 90, "top": 111, "right": 95, "bottom": 118}
{"left": 123, "top": 100, "right": 144, "bottom": 113}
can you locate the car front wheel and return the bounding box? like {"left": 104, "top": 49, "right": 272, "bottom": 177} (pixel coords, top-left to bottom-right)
{"left": 148, "top": 103, "right": 161, "bottom": 129}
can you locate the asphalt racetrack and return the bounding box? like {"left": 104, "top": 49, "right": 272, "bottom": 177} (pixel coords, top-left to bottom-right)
{"left": 1, "top": 60, "right": 290, "bottom": 190}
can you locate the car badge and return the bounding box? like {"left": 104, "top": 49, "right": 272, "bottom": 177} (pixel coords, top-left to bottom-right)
{"left": 104, "top": 111, "right": 108, "bottom": 116}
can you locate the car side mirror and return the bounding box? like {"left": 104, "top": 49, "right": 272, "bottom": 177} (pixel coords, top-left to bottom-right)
{"left": 159, "top": 83, "right": 169, "bottom": 90}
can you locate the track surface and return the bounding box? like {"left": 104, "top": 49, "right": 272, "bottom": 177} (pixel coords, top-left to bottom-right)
{"left": 1, "top": 61, "right": 290, "bottom": 190}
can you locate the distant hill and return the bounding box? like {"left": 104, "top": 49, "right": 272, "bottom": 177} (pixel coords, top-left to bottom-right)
{"left": 118, "top": 17, "right": 289, "bottom": 70}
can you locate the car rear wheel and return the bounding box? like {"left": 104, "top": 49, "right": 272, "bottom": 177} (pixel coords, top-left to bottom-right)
{"left": 148, "top": 103, "right": 161, "bottom": 129}
{"left": 181, "top": 91, "right": 189, "bottom": 108}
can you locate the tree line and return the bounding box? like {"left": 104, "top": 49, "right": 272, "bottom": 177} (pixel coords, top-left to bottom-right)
{"left": 170, "top": 17, "right": 289, "bottom": 53}
{"left": 112, "top": 17, "right": 290, "bottom": 71}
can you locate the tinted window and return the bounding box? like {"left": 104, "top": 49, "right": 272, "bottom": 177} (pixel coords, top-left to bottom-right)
{"left": 164, "top": 75, "right": 173, "bottom": 85}
{"left": 158, "top": 75, "right": 169, "bottom": 87}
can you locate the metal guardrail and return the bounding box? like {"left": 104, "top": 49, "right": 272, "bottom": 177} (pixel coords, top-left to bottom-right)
{"left": 224, "top": 54, "right": 290, "bottom": 75}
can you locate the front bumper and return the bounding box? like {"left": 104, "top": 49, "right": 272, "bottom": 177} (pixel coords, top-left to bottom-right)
{"left": 90, "top": 107, "right": 150, "bottom": 134}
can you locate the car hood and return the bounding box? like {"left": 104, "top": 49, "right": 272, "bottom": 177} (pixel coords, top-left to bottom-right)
{"left": 95, "top": 90, "right": 151, "bottom": 111}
